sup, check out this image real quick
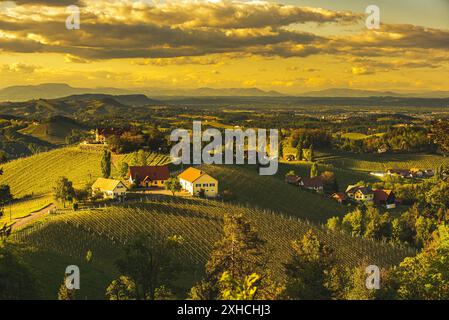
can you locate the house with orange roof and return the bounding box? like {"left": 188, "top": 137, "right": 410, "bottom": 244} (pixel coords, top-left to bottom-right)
{"left": 178, "top": 167, "right": 218, "bottom": 198}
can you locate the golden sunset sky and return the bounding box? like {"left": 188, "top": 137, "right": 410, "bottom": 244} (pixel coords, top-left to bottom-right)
{"left": 0, "top": 0, "right": 448, "bottom": 93}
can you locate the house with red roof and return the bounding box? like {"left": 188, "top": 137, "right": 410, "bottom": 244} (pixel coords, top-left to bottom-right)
{"left": 128, "top": 165, "right": 170, "bottom": 188}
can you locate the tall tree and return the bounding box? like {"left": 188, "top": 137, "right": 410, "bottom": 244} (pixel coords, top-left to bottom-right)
{"left": 53, "top": 176, "right": 75, "bottom": 208}
{"left": 283, "top": 230, "right": 335, "bottom": 300}
{"left": 309, "top": 144, "right": 315, "bottom": 162}
{"left": 57, "top": 276, "right": 76, "bottom": 300}
{"left": 393, "top": 225, "right": 449, "bottom": 299}
{"left": 296, "top": 137, "right": 304, "bottom": 161}
{"left": 115, "top": 234, "right": 183, "bottom": 300}
{"left": 431, "top": 120, "right": 449, "bottom": 155}
{"left": 119, "top": 161, "right": 129, "bottom": 179}
{"left": 101, "top": 150, "right": 112, "bottom": 178}
{"left": 0, "top": 243, "right": 39, "bottom": 299}
{"left": 190, "top": 213, "right": 278, "bottom": 300}
{"left": 165, "top": 177, "right": 181, "bottom": 196}
{"left": 310, "top": 162, "right": 319, "bottom": 178}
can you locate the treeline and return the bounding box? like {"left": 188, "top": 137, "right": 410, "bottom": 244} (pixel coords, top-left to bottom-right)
{"left": 327, "top": 179, "right": 449, "bottom": 249}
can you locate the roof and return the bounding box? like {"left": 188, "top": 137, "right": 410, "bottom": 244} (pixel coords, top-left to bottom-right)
{"left": 92, "top": 178, "right": 123, "bottom": 191}
{"left": 346, "top": 185, "right": 373, "bottom": 195}
{"left": 129, "top": 165, "right": 169, "bottom": 181}
{"left": 332, "top": 192, "right": 348, "bottom": 201}
{"left": 285, "top": 175, "right": 301, "bottom": 184}
{"left": 301, "top": 177, "right": 324, "bottom": 188}
{"left": 373, "top": 189, "right": 394, "bottom": 202}
{"left": 178, "top": 167, "right": 216, "bottom": 183}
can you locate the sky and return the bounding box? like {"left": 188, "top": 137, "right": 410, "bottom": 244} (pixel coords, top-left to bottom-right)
{"left": 0, "top": 0, "right": 448, "bottom": 94}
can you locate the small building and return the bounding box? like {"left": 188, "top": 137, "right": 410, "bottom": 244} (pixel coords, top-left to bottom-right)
{"left": 91, "top": 178, "right": 127, "bottom": 199}
{"left": 95, "top": 128, "right": 127, "bottom": 144}
{"left": 373, "top": 189, "right": 396, "bottom": 208}
{"left": 346, "top": 185, "right": 374, "bottom": 203}
{"left": 128, "top": 165, "right": 170, "bottom": 188}
{"left": 178, "top": 167, "right": 218, "bottom": 198}
{"left": 331, "top": 192, "right": 348, "bottom": 204}
{"left": 285, "top": 175, "right": 301, "bottom": 186}
{"left": 299, "top": 177, "right": 324, "bottom": 193}
{"left": 387, "top": 169, "right": 411, "bottom": 179}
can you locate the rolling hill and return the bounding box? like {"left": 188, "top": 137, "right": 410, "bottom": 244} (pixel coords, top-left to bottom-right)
{"left": 19, "top": 115, "right": 87, "bottom": 145}
{"left": 11, "top": 197, "right": 415, "bottom": 299}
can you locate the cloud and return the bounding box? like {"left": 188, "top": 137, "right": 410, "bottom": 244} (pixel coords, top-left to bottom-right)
{"left": 0, "top": 0, "right": 448, "bottom": 64}
{"left": 2, "top": 62, "right": 41, "bottom": 73}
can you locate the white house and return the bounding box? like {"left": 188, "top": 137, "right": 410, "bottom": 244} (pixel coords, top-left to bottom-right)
{"left": 91, "top": 178, "right": 127, "bottom": 199}
{"left": 178, "top": 167, "right": 218, "bottom": 198}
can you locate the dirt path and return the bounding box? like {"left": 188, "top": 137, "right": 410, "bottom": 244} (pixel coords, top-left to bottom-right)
{"left": 11, "top": 203, "right": 56, "bottom": 231}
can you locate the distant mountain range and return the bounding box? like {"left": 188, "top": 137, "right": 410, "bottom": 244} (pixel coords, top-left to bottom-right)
{"left": 0, "top": 83, "right": 448, "bottom": 102}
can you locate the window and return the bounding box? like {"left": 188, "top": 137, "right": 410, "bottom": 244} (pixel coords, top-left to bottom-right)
{"left": 203, "top": 184, "right": 208, "bottom": 187}
{"left": 210, "top": 183, "right": 215, "bottom": 187}
{"left": 195, "top": 184, "right": 201, "bottom": 187}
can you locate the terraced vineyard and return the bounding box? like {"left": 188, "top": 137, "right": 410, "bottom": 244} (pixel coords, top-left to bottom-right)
{"left": 0, "top": 147, "right": 110, "bottom": 198}
{"left": 317, "top": 152, "right": 449, "bottom": 173}
{"left": 201, "top": 164, "right": 346, "bottom": 223}
{"left": 12, "top": 197, "right": 415, "bottom": 299}
{"left": 118, "top": 152, "right": 171, "bottom": 166}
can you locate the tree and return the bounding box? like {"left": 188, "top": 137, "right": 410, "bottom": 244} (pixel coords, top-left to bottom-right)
{"left": 58, "top": 276, "right": 76, "bottom": 300}
{"left": 0, "top": 184, "right": 12, "bottom": 205}
{"left": 119, "top": 161, "right": 129, "bottom": 179}
{"left": 432, "top": 120, "right": 449, "bottom": 155}
{"left": 0, "top": 243, "right": 39, "bottom": 299}
{"left": 53, "top": 176, "right": 75, "bottom": 208}
{"left": 296, "top": 137, "right": 304, "bottom": 160}
{"left": 393, "top": 225, "right": 449, "bottom": 299}
{"left": 106, "top": 276, "right": 137, "bottom": 300}
{"left": 283, "top": 230, "right": 335, "bottom": 299}
{"left": 165, "top": 177, "right": 181, "bottom": 196}
{"left": 310, "top": 162, "right": 318, "bottom": 178}
{"left": 308, "top": 144, "right": 314, "bottom": 162}
{"left": 115, "top": 234, "right": 183, "bottom": 300}
{"left": 101, "top": 150, "right": 112, "bottom": 178}
{"left": 285, "top": 170, "right": 296, "bottom": 178}
{"left": 0, "top": 151, "right": 7, "bottom": 164}
{"left": 426, "top": 181, "right": 449, "bottom": 209}
{"left": 190, "top": 213, "right": 279, "bottom": 300}
{"left": 137, "top": 149, "right": 147, "bottom": 166}
{"left": 219, "top": 272, "right": 260, "bottom": 300}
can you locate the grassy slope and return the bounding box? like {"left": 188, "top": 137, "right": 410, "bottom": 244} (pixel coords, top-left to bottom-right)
{"left": 202, "top": 164, "right": 346, "bottom": 223}
{"left": 317, "top": 152, "right": 449, "bottom": 172}
{"left": 12, "top": 197, "right": 414, "bottom": 299}
{"left": 19, "top": 120, "right": 85, "bottom": 145}
{"left": 0, "top": 147, "right": 114, "bottom": 198}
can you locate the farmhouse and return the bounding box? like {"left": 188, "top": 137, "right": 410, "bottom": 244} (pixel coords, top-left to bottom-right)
{"left": 346, "top": 185, "right": 374, "bottom": 203}
{"left": 128, "top": 165, "right": 169, "bottom": 188}
{"left": 299, "top": 177, "right": 324, "bottom": 193}
{"left": 331, "top": 192, "right": 348, "bottom": 204}
{"left": 373, "top": 189, "right": 396, "bottom": 209}
{"left": 95, "top": 128, "right": 127, "bottom": 144}
{"left": 178, "top": 167, "right": 218, "bottom": 198}
{"left": 91, "top": 178, "right": 127, "bottom": 199}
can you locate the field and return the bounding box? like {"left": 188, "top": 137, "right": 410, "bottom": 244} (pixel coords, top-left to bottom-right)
{"left": 317, "top": 152, "right": 449, "bottom": 173}
{"left": 0, "top": 147, "right": 112, "bottom": 198}
{"left": 338, "top": 132, "right": 385, "bottom": 140}
{"left": 0, "top": 195, "right": 52, "bottom": 225}
{"left": 11, "top": 197, "right": 415, "bottom": 299}
{"left": 200, "top": 164, "right": 346, "bottom": 223}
